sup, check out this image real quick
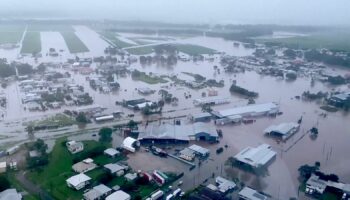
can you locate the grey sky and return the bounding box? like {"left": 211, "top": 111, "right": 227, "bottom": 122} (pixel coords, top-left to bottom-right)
{"left": 1, "top": 0, "right": 349, "bottom": 25}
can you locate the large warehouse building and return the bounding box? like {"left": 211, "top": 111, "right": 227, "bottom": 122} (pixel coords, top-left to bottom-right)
{"left": 138, "top": 122, "right": 219, "bottom": 144}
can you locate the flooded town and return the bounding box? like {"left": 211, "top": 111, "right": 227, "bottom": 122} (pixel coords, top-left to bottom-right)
{"left": 0, "top": 1, "right": 350, "bottom": 200}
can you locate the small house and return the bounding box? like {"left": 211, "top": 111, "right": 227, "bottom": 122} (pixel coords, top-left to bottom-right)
{"left": 66, "top": 141, "right": 84, "bottom": 154}
{"left": 66, "top": 173, "right": 91, "bottom": 190}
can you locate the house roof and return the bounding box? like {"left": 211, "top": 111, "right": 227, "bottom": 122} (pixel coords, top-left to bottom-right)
{"left": 234, "top": 144, "right": 276, "bottom": 168}
{"left": 72, "top": 161, "right": 96, "bottom": 173}
{"left": 66, "top": 173, "right": 91, "bottom": 187}
{"left": 215, "top": 176, "right": 236, "bottom": 193}
{"left": 94, "top": 184, "right": 111, "bottom": 195}
{"left": 106, "top": 190, "right": 130, "bottom": 200}
{"left": 188, "top": 144, "right": 210, "bottom": 155}
{"left": 104, "top": 148, "right": 120, "bottom": 156}
{"left": 83, "top": 184, "right": 111, "bottom": 200}
{"left": 104, "top": 163, "right": 127, "bottom": 173}
{"left": 238, "top": 187, "right": 268, "bottom": 200}
{"left": 0, "top": 189, "right": 22, "bottom": 200}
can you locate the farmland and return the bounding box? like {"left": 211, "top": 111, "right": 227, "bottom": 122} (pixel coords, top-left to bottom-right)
{"left": 20, "top": 32, "right": 41, "bottom": 54}
{"left": 60, "top": 32, "right": 89, "bottom": 53}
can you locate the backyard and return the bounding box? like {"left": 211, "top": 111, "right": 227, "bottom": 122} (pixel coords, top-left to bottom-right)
{"left": 26, "top": 138, "right": 110, "bottom": 200}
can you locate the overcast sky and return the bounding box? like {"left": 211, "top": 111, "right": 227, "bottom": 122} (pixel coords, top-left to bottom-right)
{"left": 1, "top": 0, "right": 349, "bottom": 26}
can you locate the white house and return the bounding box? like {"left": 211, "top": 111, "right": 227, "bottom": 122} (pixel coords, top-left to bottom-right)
{"left": 66, "top": 141, "right": 84, "bottom": 154}
{"left": 66, "top": 173, "right": 91, "bottom": 190}
{"left": 104, "top": 148, "right": 120, "bottom": 158}
{"left": 0, "top": 189, "right": 22, "bottom": 200}
{"left": 104, "top": 163, "right": 128, "bottom": 176}
{"left": 106, "top": 190, "right": 130, "bottom": 200}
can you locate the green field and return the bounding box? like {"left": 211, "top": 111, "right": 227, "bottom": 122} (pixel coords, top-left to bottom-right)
{"left": 175, "top": 44, "right": 217, "bottom": 55}
{"left": 256, "top": 31, "right": 350, "bottom": 52}
{"left": 132, "top": 70, "right": 169, "bottom": 84}
{"left": 100, "top": 32, "right": 136, "bottom": 48}
{"left": 126, "top": 46, "right": 154, "bottom": 55}
{"left": 0, "top": 25, "right": 25, "bottom": 44}
{"left": 20, "top": 32, "right": 41, "bottom": 54}
{"left": 60, "top": 32, "right": 89, "bottom": 53}
{"left": 27, "top": 138, "right": 109, "bottom": 200}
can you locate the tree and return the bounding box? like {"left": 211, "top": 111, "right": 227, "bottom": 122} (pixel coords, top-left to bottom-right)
{"left": 98, "top": 127, "right": 113, "bottom": 143}
{"left": 16, "top": 63, "right": 34, "bottom": 75}
{"left": 286, "top": 72, "right": 297, "bottom": 80}
{"left": 0, "top": 175, "right": 10, "bottom": 192}
{"left": 127, "top": 120, "right": 138, "bottom": 129}
{"left": 76, "top": 112, "right": 89, "bottom": 123}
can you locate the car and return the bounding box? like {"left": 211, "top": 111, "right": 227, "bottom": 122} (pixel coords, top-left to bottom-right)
{"left": 178, "top": 181, "right": 183, "bottom": 186}
{"left": 179, "top": 192, "right": 185, "bottom": 197}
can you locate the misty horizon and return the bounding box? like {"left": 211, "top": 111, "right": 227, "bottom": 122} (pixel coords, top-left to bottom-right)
{"left": 0, "top": 0, "right": 350, "bottom": 26}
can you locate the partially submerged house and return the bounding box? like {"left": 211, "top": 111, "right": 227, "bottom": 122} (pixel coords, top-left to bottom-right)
{"left": 306, "top": 174, "right": 350, "bottom": 199}
{"left": 233, "top": 144, "right": 276, "bottom": 169}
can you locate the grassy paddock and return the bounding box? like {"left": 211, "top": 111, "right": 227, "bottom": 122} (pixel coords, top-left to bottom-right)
{"left": 126, "top": 46, "right": 154, "bottom": 55}
{"left": 60, "top": 32, "right": 89, "bottom": 53}
{"left": 175, "top": 44, "right": 217, "bottom": 55}
{"left": 100, "top": 32, "right": 135, "bottom": 48}
{"left": 256, "top": 31, "right": 350, "bottom": 52}
{"left": 0, "top": 25, "right": 25, "bottom": 44}
{"left": 20, "top": 32, "right": 41, "bottom": 54}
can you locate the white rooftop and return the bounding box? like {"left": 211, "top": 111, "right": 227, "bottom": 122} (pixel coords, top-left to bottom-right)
{"left": 264, "top": 122, "right": 299, "bottom": 136}
{"left": 104, "top": 148, "right": 120, "bottom": 156}
{"left": 66, "top": 173, "right": 91, "bottom": 187}
{"left": 0, "top": 189, "right": 22, "bottom": 200}
{"left": 239, "top": 187, "right": 268, "bottom": 200}
{"left": 106, "top": 190, "right": 130, "bottom": 200}
{"left": 213, "top": 103, "right": 279, "bottom": 118}
{"left": 104, "top": 163, "right": 127, "bottom": 173}
{"left": 234, "top": 144, "right": 276, "bottom": 168}
{"left": 215, "top": 176, "right": 236, "bottom": 193}
{"left": 188, "top": 144, "right": 210, "bottom": 156}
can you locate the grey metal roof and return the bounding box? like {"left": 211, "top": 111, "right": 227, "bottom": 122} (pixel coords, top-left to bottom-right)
{"left": 238, "top": 187, "right": 268, "bottom": 200}
{"left": 138, "top": 122, "right": 218, "bottom": 141}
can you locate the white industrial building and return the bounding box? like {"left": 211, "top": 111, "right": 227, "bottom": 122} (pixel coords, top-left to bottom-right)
{"left": 264, "top": 122, "right": 300, "bottom": 140}
{"left": 234, "top": 144, "right": 276, "bottom": 169}
{"left": 212, "top": 102, "right": 279, "bottom": 119}
{"left": 193, "top": 96, "right": 231, "bottom": 106}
